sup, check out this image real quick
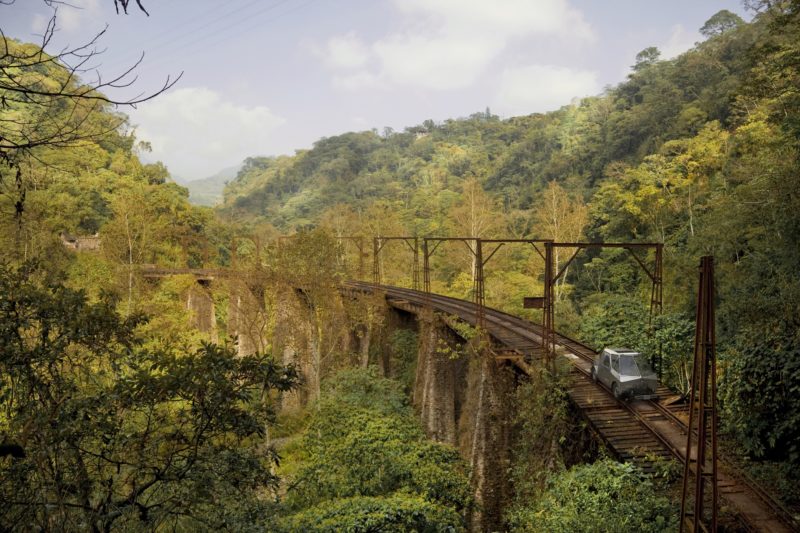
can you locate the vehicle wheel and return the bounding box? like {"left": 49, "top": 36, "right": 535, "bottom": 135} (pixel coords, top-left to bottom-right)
{"left": 591, "top": 367, "right": 598, "bottom": 383}
{"left": 612, "top": 383, "right": 621, "bottom": 399}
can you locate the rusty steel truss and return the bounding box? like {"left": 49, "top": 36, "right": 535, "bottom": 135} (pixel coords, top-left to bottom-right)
{"left": 277, "top": 234, "right": 664, "bottom": 374}
{"left": 337, "top": 236, "right": 368, "bottom": 279}
{"left": 373, "top": 236, "right": 420, "bottom": 289}
{"left": 541, "top": 242, "right": 664, "bottom": 373}
{"left": 475, "top": 239, "right": 552, "bottom": 333}
{"left": 418, "top": 238, "right": 663, "bottom": 372}
{"left": 680, "top": 256, "right": 719, "bottom": 533}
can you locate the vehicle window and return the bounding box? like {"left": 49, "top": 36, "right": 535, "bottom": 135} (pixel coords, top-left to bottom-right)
{"left": 619, "top": 355, "right": 641, "bottom": 377}
{"left": 611, "top": 355, "right": 619, "bottom": 373}
{"left": 601, "top": 355, "right": 610, "bottom": 368}
{"left": 633, "top": 354, "right": 654, "bottom": 375}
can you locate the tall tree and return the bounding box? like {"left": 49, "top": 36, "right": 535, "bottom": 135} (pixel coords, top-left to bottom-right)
{"left": 101, "top": 183, "right": 163, "bottom": 314}
{"left": 700, "top": 9, "right": 745, "bottom": 37}
{"left": 448, "top": 177, "right": 503, "bottom": 282}
{"left": 533, "top": 181, "right": 588, "bottom": 300}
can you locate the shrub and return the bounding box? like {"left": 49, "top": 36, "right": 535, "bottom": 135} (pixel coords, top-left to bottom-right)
{"left": 506, "top": 459, "right": 676, "bottom": 533}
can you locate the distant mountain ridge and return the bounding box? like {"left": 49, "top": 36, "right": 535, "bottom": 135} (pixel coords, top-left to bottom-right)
{"left": 179, "top": 164, "right": 241, "bottom": 206}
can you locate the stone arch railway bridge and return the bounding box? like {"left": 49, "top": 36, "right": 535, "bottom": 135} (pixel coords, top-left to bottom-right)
{"left": 140, "top": 236, "right": 798, "bottom": 533}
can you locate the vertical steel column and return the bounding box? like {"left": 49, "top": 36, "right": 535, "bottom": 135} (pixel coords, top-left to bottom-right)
{"left": 474, "top": 238, "right": 485, "bottom": 331}
{"left": 543, "top": 241, "right": 555, "bottom": 373}
{"left": 357, "top": 236, "right": 365, "bottom": 280}
{"left": 680, "top": 256, "right": 718, "bottom": 533}
{"left": 422, "top": 238, "right": 433, "bottom": 311}
{"left": 372, "top": 237, "right": 381, "bottom": 285}
{"left": 650, "top": 243, "right": 664, "bottom": 376}
{"left": 423, "top": 239, "right": 431, "bottom": 294}
{"left": 412, "top": 237, "right": 420, "bottom": 291}
{"left": 650, "top": 243, "right": 664, "bottom": 322}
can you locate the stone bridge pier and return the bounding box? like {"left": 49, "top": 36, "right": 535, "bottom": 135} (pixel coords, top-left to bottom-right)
{"left": 227, "top": 280, "right": 269, "bottom": 357}
{"left": 186, "top": 280, "right": 217, "bottom": 341}
{"left": 411, "top": 312, "right": 516, "bottom": 532}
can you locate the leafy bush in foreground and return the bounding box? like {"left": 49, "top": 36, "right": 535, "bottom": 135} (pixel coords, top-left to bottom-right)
{"left": 506, "top": 459, "right": 676, "bottom": 533}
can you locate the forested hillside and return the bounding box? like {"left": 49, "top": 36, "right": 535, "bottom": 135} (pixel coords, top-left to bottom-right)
{"left": 221, "top": 10, "right": 760, "bottom": 226}
{"left": 2, "top": 1, "right": 800, "bottom": 530}
{"left": 220, "top": 5, "right": 800, "bottom": 465}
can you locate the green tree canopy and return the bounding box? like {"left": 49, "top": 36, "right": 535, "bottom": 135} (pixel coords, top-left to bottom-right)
{"left": 700, "top": 9, "right": 745, "bottom": 37}
{"left": 0, "top": 262, "right": 298, "bottom": 531}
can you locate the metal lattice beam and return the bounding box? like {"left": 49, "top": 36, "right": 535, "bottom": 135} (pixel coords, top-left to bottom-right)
{"left": 680, "top": 256, "right": 719, "bottom": 533}
{"left": 372, "top": 236, "right": 419, "bottom": 289}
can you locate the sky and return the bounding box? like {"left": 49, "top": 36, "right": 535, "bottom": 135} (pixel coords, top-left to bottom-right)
{"left": 4, "top": 0, "right": 750, "bottom": 180}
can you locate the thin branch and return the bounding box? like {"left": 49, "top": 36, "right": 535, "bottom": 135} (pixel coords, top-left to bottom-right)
{"left": 113, "top": 0, "right": 149, "bottom": 16}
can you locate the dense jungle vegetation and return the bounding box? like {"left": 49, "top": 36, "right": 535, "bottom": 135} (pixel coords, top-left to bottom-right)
{"left": 1, "top": 0, "right": 799, "bottom": 530}
{"left": 219, "top": 2, "right": 800, "bottom": 464}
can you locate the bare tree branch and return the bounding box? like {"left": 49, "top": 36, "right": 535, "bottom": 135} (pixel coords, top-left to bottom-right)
{"left": 0, "top": 0, "right": 176, "bottom": 236}
{"left": 0, "top": 2, "right": 179, "bottom": 152}
{"left": 113, "top": 0, "right": 149, "bottom": 16}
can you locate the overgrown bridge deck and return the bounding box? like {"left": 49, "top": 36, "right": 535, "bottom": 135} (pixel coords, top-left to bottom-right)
{"left": 345, "top": 281, "right": 797, "bottom": 533}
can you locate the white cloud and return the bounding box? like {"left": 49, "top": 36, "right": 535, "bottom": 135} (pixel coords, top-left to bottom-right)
{"left": 61, "top": 0, "right": 101, "bottom": 32}
{"left": 373, "top": 33, "right": 499, "bottom": 90}
{"left": 131, "top": 87, "right": 285, "bottom": 179}
{"left": 493, "top": 64, "right": 599, "bottom": 116}
{"left": 322, "top": 32, "right": 370, "bottom": 69}
{"left": 394, "top": 0, "right": 593, "bottom": 41}
{"left": 31, "top": 13, "right": 48, "bottom": 33}
{"left": 660, "top": 24, "right": 698, "bottom": 59}
{"left": 31, "top": 0, "right": 101, "bottom": 35}
{"left": 333, "top": 71, "right": 383, "bottom": 90}
{"left": 318, "top": 0, "right": 594, "bottom": 91}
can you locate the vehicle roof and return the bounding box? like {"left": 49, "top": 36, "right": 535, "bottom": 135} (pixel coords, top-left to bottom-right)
{"left": 603, "top": 347, "right": 641, "bottom": 356}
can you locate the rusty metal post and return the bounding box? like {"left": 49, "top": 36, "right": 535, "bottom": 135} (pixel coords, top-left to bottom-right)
{"left": 680, "top": 256, "right": 718, "bottom": 533}
{"left": 423, "top": 238, "right": 431, "bottom": 294}
{"left": 356, "top": 236, "right": 365, "bottom": 280}
{"left": 474, "top": 238, "right": 485, "bottom": 331}
{"left": 649, "top": 243, "right": 664, "bottom": 322}
{"left": 543, "top": 241, "right": 555, "bottom": 373}
{"left": 412, "top": 237, "right": 420, "bottom": 291}
{"left": 650, "top": 243, "right": 664, "bottom": 376}
{"left": 372, "top": 237, "right": 381, "bottom": 285}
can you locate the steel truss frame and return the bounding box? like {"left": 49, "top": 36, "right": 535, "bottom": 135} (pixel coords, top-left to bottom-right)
{"left": 372, "top": 236, "right": 419, "bottom": 289}
{"left": 337, "top": 236, "right": 368, "bottom": 280}
{"left": 541, "top": 242, "right": 663, "bottom": 373}
{"left": 680, "top": 256, "right": 718, "bottom": 533}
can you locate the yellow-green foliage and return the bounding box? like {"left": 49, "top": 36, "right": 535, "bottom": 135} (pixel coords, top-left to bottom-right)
{"left": 280, "top": 368, "right": 471, "bottom": 531}
{"left": 278, "top": 494, "right": 465, "bottom": 533}
{"left": 506, "top": 460, "right": 677, "bottom": 533}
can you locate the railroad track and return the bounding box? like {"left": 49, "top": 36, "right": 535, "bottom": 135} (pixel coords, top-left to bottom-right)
{"left": 344, "top": 281, "right": 799, "bottom": 532}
